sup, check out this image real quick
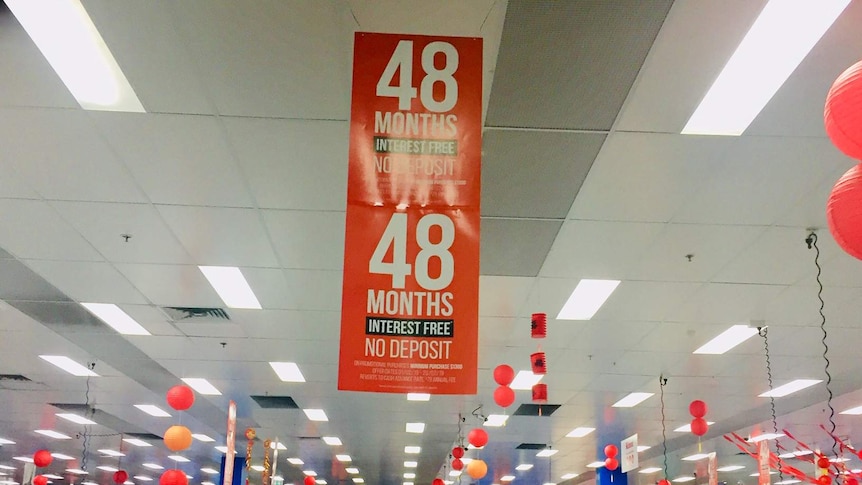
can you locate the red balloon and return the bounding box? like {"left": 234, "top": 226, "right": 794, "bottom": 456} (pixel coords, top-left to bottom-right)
{"left": 452, "top": 446, "right": 464, "bottom": 459}
{"left": 846, "top": 478, "right": 858, "bottom": 485}
{"left": 160, "top": 470, "right": 188, "bottom": 485}
{"left": 33, "top": 476, "right": 47, "bottom": 485}
{"left": 604, "top": 444, "right": 618, "bottom": 458}
{"left": 659, "top": 480, "right": 671, "bottom": 485}
{"left": 166, "top": 384, "right": 195, "bottom": 411}
{"left": 433, "top": 479, "right": 445, "bottom": 485}
{"left": 605, "top": 458, "right": 619, "bottom": 471}
{"left": 33, "top": 450, "right": 52, "bottom": 468}
{"left": 818, "top": 475, "right": 832, "bottom": 485}
{"left": 817, "top": 457, "right": 830, "bottom": 469}
{"left": 304, "top": 477, "right": 316, "bottom": 485}
{"left": 467, "top": 428, "right": 488, "bottom": 448}
{"left": 452, "top": 458, "right": 464, "bottom": 471}
{"left": 828, "top": 163, "right": 862, "bottom": 260}
{"left": 114, "top": 471, "right": 129, "bottom": 484}
{"left": 825, "top": 60, "right": 862, "bottom": 160}
{"left": 494, "top": 385, "right": 515, "bottom": 408}
{"left": 690, "top": 418, "right": 708, "bottom": 436}
{"left": 689, "top": 400, "right": 707, "bottom": 418}
{"left": 493, "top": 365, "right": 515, "bottom": 386}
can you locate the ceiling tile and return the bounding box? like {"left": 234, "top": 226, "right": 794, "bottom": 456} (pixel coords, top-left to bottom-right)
{"left": 481, "top": 218, "right": 561, "bottom": 276}
{"left": 24, "top": 260, "right": 147, "bottom": 305}
{"left": 478, "top": 275, "right": 534, "bottom": 317}
{"left": 263, "top": 210, "right": 345, "bottom": 271}
{"left": 114, "top": 263, "right": 221, "bottom": 308}
{"left": 0, "top": 199, "right": 102, "bottom": 261}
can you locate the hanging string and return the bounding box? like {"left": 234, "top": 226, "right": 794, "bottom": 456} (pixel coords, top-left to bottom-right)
{"left": 81, "top": 363, "right": 96, "bottom": 472}
{"left": 660, "top": 375, "right": 669, "bottom": 480}
{"left": 807, "top": 232, "right": 837, "bottom": 457}
{"left": 759, "top": 327, "right": 784, "bottom": 482}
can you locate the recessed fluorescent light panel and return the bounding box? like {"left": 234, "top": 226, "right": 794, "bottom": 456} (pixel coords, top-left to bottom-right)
{"left": 404, "top": 446, "right": 420, "bottom": 454}
{"left": 303, "top": 471, "right": 317, "bottom": 477}
{"left": 500, "top": 476, "right": 515, "bottom": 482}
{"left": 12, "top": 458, "right": 32, "bottom": 463}
{"left": 96, "top": 466, "right": 118, "bottom": 472}
{"left": 406, "top": 422, "right": 425, "bottom": 433}
{"left": 673, "top": 477, "right": 695, "bottom": 483}
{"left": 66, "top": 470, "right": 87, "bottom": 475}
{"left": 98, "top": 449, "right": 124, "bottom": 457}
{"left": 407, "top": 393, "right": 430, "bottom": 401}
{"left": 510, "top": 371, "right": 543, "bottom": 390}
{"left": 586, "top": 462, "right": 605, "bottom": 468}
{"left": 717, "top": 466, "right": 745, "bottom": 472}
{"left": 681, "top": 0, "right": 851, "bottom": 136}
{"left": 133, "top": 477, "right": 152, "bottom": 482}
{"left": 39, "top": 355, "right": 98, "bottom": 377}
{"left": 484, "top": 414, "right": 509, "bottom": 427}
{"left": 56, "top": 413, "right": 96, "bottom": 425}
{"left": 759, "top": 379, "right": 821, "bottom": 397}
{"left": 269, "top": 362, "right": 306, "bottom": 382}
{"left": 403, "top": 474, "right": 415, "bottom": 480}
{"left": 303, "top": 409, "right": 328, "bottom": 422}
{"left": 841, "top": 405, "right": 862, "bottom": 415}
{"left": 682, "top": 454, "right": 710, "bottom": 461}
{"left": 537, "top": 449, "right": 558, "bottom": 458}
{"left": 4, "top": 0, "right": 145, "bottom": 112}
{"left": 560, "top": 474, "right": 578, "bottom": 480}
{"left": 51, "top": 454, "right": 74, "bottom": 460}
{"left": 637, "top": 446, "right": 651, "bottom": 452}
{"left": 201, "top": 469, "right": 219, "bottom": 475}
{"left": 81, "top": 303, "right": 150, "bottom": 336}
{"left": 192, "top": 434, "right": 215, "bottom": 442}
{"left": 322, "top": 437, "right": 342, "bottom": 446}
{"left": 181, "top": 377, "right": 221, "bottom": 395}
{"left": 516, "top": 465, "right": 533, "bottom": 471}
{"left": 123, "top": 438, "right": 151, "bottom": 447}
{"left": 0, "top": 438, "right": 14, "bottom": 445}
{"left": 449, "top": 471, "right": 461, "bottom": 477}
{"left": 557, "top": 279, "right": 620, "bottom": 320}
{"left": 404, "top": 461, "right": 418, "bottom": 468}
{"left": 34, "top": 430, "right": 71, "bottom": 440}
{"left": 288, "top": 458, "right": 305, "bottom": 466}
{"left": 693, "top": 325, "right": 759, "bottom": 354}
{"left": 565, "top": 427, "right": 595, "bottom": 438}
{"left": 674, "top": 422, "right": 715, "bottom": 432}
{"left": 168, "top": 456, "right": 189, "bottom": 463}
{"left": 345, "top": 468, "right": 358, "bottom": 475}
{"left": 142, "top": 464, "right": 163, "bottom": 470}
{"left": 336, "top": 455, "right": 351, "bottom": 462}
{"left": 214, "top": 446, "right": 228, "bottom": 453}
{"left": 135, "top": 404, "right": 171, "bottom": 417}
{"left": 749, "top": 433, "right": 785, "bottom": 442}
{"left": 269, "top": 442, "right": 286, "bottom": 450}
{"left": 251, "top": 466, "right": 265, "bottom": 472}
{"left": 353, "top": 480, "right": 364, "bottom": 484}
{"left": 199, "top": 266, "right": 261, "bottom": 309}
{"left": 640, "top": 468, "right": 662, "bottom": 474}
{"left": 612, "top": 392, "right": 654, "bottom": 408}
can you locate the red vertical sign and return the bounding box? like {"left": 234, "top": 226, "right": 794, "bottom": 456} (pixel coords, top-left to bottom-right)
{"left": 759, "top": 440, "right": 771, "bottom": 485}
{"left": 338, "top": 32, "right": 482, "bottom": 394}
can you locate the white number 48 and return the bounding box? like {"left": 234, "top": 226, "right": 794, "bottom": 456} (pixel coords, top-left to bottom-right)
{"left": 375, "top": 40, "right": 459, "bottom": 112}
{"left": 369, "top": 213, "right": 455, "bottom": 291}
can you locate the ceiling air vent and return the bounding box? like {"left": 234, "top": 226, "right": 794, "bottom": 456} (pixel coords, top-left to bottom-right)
{"left": 0, "top": 374, "right": 30, "bottom": 382}
{"left": 250, "top": 396, "right": 299, "bottom": 409}
{"left": 512, "top": 404, "right": 561, "bottom": 416}
{"left": 124, "top": 432, "right": 162, "bottom": 441}
{"left": 516, "top": 443, "right": 550, "bottom": 450}
{"left": 163, "top": 307, "right": 230, "bottom": 322}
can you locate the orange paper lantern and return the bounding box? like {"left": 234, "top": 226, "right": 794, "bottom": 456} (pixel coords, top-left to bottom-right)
{"left": 466, "top": 459, "right": 488, "bottom": 480}
{"left": 164, "top": 425, "right": 193, "bottom": 451}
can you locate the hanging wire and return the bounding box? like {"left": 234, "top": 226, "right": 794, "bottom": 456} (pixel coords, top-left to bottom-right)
{"left": 807, "top": 232, "right": 837, "bottom": 457}
{"left": 660, "top": 375, "right": 669, "bottom": 480}
{"left": 759, "top": 327, "right": 784, "bottom": 482}
{"left": 81, "top": 364, "right": 94, "bottom": 472}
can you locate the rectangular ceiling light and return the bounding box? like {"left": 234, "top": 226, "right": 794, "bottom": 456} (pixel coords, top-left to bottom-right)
{"left": 4, "top": 0, "right": 145, "bottom": 112}
{"left": 51, "top": 454, "right": 74, "bottom": 460}
{"left": 303, "top": 471, "right": 317, "bottom": 477}
{"left": 168, "top": 456, "right": 189, "bottom": 463}
{"left": 404, "top": 446, "right": 421, "bottom": 454}
{"left": 717, "top": 466, "right": 745, "bottom": 472}
{"left": 516, "top": 465, "right": 534, "bottom": 471}
{"left": 98, "top": 449, "right": 124, "bottom": 457}
{"left": 199, "top": 266, "right": 262, "bottom": 309}
{"left": 565, "top": 427, "right": 595, "bottom": 438}
{"left": 759, "top": 379, "right": 822, "bottom": 397}
{"left": 122, "top": 438, "right": 151, "bottom": 447}
{"left": 142, "top": 464, "right": 163, "bottom": 470}
{"left": 288, "top": 458, "right": 305, "bottom": 466}
{"left": 39, "top": 355, "right": 98, "bottom": 377}
{"left": 12, "top": 458, "right": 32, "bottom": 463}
{"left": 637, "top": 446, "right": 651, "bottom": 452}
{"left": 81, "top": 303, "right": 150, "bottom": 336}
{"left": 251, "top": 466, "right": 264, "bottom": 472}
{"left": 322, "top": 437, "right": 342, "bottom": 446}
{"left": 640, "top": 468, "right": 663, "bottom": 474}
{"left": 0, "top": 466, "right": 14, "bottom": 470}
{"left": 181, "top": 378, "right": 221, "bottom": 396}
{"left": 537, "top": 449, "right": 558, "bottom": 458}
{"left": 586, "top": 462, "right": 605, "bottom": 468}
{"left": 270, "top": 442, "right": 287, "bottom": 450}
{"left": 560, "top": 474, "right": 578, "bottom": 480}
{"left": 303, "top": 409, "right": 328, "bottom": 422}
{"left": 674, "top": 422, "right": 715, "bottom": 432}
{"left": 96, "top": 466, "right": 118, "bottom": 472}
{"left": 269, "top": 362, "right": 306, "bottom": 383}
{"left": 34, "top": 430, "right": 71, "bottom": 440}
{"left": 201, "top": 469, "right": 219, "bottom": 475}
{"left": 407, "top": 393, "right": 430, "bottom": 401}
{"left": 352, "top": 480, "right": 364, "bottom": 484}
{"left": 315, "top": 481, "right": 326, "bottom": 485}
{"left": 66, "top": 470, "right": 87, "bottom": 475}
{"left": 0, "top": 439, "right": 14, "bottom": 445}
{"left": 403, "top": 474, "right": 416, "bottom": 480}
{"left": 336, "top": 455, "right": 352, "bottom": 462}
{"left": 612, "top": 392, "right": 654, "bottom": 408}
{"left": 405, "top": 461, "right": 418, "bottom": 468}
{"left": 42, "top": 475, "right": 62, "bottom": 480}
{"left": 557, "top": 279, "right": 620, "bottom": 320}
{"left": 406, "top": 422, "right": 425, "bottom": 433}
{"left": 776, "top": 481, "right": 802, "bottom": 485}
{"left": 345, "top": 468, "right": 359, "bottom": 475}
{"left": 56, "top": 413, "right": 96, "bottom": 425}
{"left": 673, "top": 478, "right": 695, "bottom": 483}
{"left": 749, "top": 433, "right": 785, "bottom": 442}
{"left": 682, "top": 454, "right": 710, "bottom": 461}
{"left": 449, "top": 471, "right": 461, "bottom": 477}
{"left": 500, "top": 476, "right": 515, "bottom": 482}
{"left": 133, "top": 477, "right": 152, "bottom": 482}
{"left": 840, "top": 405, "right": 862, "bottom": 415}
{"left": 192, "top": 434, "right": 215, "bottom": 443}
{"left": 750, "top": 473, "right": 778, "bottom": 477}
{"left": 484, "top": 414, "right": 509, "bottom": 427}
{"left": 510, "top": 370, "right": 543, "bottom": 390}
{"left": 693, "top": 325, "right": 759, "bottom": 354}
{"left": 214, "top": 446, "right": 228, "bottom": 453}
{"left": 681, "top": 0, "right": 851, "bottom": 136}
{"left": 135, "top": 404, "right": 171, "bottom": 417}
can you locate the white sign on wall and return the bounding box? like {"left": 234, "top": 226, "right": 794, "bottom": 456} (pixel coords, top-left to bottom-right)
{"left": 621, "top": 434, "right": 639, "bottom": 473}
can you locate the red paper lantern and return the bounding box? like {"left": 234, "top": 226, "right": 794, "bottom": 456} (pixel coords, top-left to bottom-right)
{"left": 303, "top": 477, "right": 315, "bottom": 485}
{"left": 659, "top": 480, "right": 671, "bottom": 485}
{"left": 605, "top": 457, "right": 619, "bottom": 471}
{"left": 451, "top": 446, "right": 464, "bottom": 459}
{"left": 164, "top": 425, "right": 193, "bottom": 451}
{"left": 494, "top": 385, "right": 515, "bottom": 408}
{"left": 33, "top": 450, "right": 52, "bottom": 468}
{"left": 604, "top": 444, "right": 618, "bottom": 458}
{"left": 530, "top": 352, "right": 547, "bottom": 374}
{"left": 827, "top": 163, "right": 862, "bottom": 260}
{"left": 159, "top": 470, "right": 188, "bottom": 485}
{"left": 532, "top": 383, "right": 548, "bottom": 403}
{"left": 466, "top": 459, "right": 488, "bottom": 480}
{"left": 818, "top": 475, "right": 832, "bottom": 485}
{"left": 493, "top": 365, "right": 515, "bottom": 386}
{"left": 452, "top": 458, "right": 464, "bottom": 471}
{"left": 817, "top": 456, "right": 830, "bottom": 469}
{"left": 433, "top": 479, "right": 445, "bottom": 485}
{"left": 689, "top": 400, "right": 707, "bottom": 418}
{"left": 166, "top": 384, "right": 195, "bottom": 411}
{"left": 531, "top": 313, "right": 547, "bottom": 338}
{"left": 846, "top": 478, "right": 858, "bottom": 485}
{"left": 467, "top": 428, "right": 488, "bottom": 448}
{"left": 114, "top": 471, "right": 129, "bottom": 484}
{"left": 825, "top": 60, "right": 862, "bottom": 160}
{"left": 690, "top": 418, "right": 708, "bottom": 436}
{"left": 33, "top": 476, "right": 47, "bottom": 485}
{"left": 858, "top": 448, "right": 862, "bottom": 461}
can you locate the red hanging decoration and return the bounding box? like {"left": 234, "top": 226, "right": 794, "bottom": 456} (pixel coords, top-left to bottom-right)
{"left": 659, "top": 480, "right": 671, "bottom": 485}
{"left": 493, "top": 364, "right": 515, "bottom": 386}
{"left": 532, "top": 383, "right": 548, "bottom": 403}
{"left": 166, "top": 384, "right": 195, "bottom": 411}
{"left": 451, "top": 446, "right": 464, "bottom": 459}
{"left": 818, "top": 475, "right": 832, "bottom": 485}
{"left": 827, "top": 163, "right": 862, "bottom": 260}
{"left": 33, "top": 450, "right": 52, "bottom": 468}
{"left": 604, "top": 457, "right": 618, "bottom": 471}
{"left": 159, "top": 470, "right": 188, "bottom": 485}
{"left": 846, "top": 478, "right": 858, "bottom": 485}
{"left": 303, "top": 477, "right": 315, "bottom": 485}
{"left": 690, "top": 418, "right": 708, "bottom": 436}
{"left": 689, "top": 400, "right": 707, "bottom": 418}
{"left": 531, "top": 313, "right": 547, "bottom": 338}
{"left": 164, "top": 425, "right": 193, "bottom": 452}
{"left": 817, "top": 456, "right": 830, "bottom": 469}
{"left": 432, "top": 479, "right": 445, "bottom": 485}
{"left": 493, "top": 385, "right": 515, "bottom": 408}
{"left": 467, "top": 428, "right": 488, "bottom": 448}
{"left": 825, "top": 60, "right": 862, "bottom": 160}
{"left": 530, "top": 352, "right": 547, "bottom": 374}
{"left": 604, "top": 444, "right": 618, "bottom": 458}
{"left": 451, "top": 458, "right": 464, "bottom": 471}
{"left": 466, "top": 460, "right": 488, "bottom": 480}
{"left": 33, "top": 476, "right": 47, "bottom": 485}
{"left": 114, "top": 471, "right": 129, "bottom": 484}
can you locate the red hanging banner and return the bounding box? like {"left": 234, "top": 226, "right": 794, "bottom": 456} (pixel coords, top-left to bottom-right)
{"left": 338, "top": 32, "right": 482, "bottom": 394}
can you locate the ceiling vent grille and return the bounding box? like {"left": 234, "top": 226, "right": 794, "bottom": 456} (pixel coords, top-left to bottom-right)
{"left": 250, "top": 396, "right": 298, "bottom": 409}
{"left": 0, "top": 374, "right": 30, "bottom": 382}
{"left": 163, "top": 307, "right": 230, "bottom": 322}
{"left": 516, "top": 443, "right": 550, "bottom": 450}
{"left": 512, "top": 404, "right": 561, "bottom": 416}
